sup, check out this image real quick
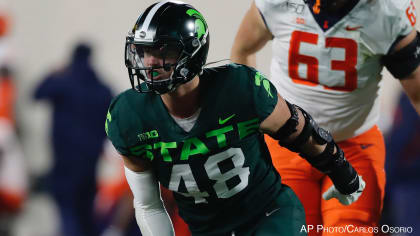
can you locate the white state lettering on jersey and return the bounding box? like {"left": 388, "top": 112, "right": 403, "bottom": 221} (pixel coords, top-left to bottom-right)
{"left": 256, "top": 0, "right": 415, "bottom": 141}
{"left": 168, "top": 148, "right": 250, "bottom": 204}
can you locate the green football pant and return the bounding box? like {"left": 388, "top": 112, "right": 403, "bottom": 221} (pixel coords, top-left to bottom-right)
{"left": 235, "top": 185, "right": 307, "bottom": 236}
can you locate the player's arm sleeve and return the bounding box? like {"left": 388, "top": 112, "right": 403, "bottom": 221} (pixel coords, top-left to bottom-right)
{"left": 390, "top": 0, "right": 415, "bottom": 40}
{"left": 250, "top": 69, "right": 278, "bottom": 121}
{"left": 254, "top": 0, "right": 276, "bottom": 33}
{"left": 106, "top": 95, "right": 174, "bottom": 235}
{"left": 124, "top": 165, "right": 174, "bottom": 236}
{"left": 381, "top": 0, "right": 420, "bottom": 114}
{"left": 105, "top": 95, "right": 131, "bottom": 156}
{"left": 382, "top": 0, "right": 418, "bottom": 78}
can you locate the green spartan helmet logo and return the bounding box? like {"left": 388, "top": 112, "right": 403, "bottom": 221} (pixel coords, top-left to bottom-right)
{"left": 186, "top": 9, "right": 207, "bottom": 39}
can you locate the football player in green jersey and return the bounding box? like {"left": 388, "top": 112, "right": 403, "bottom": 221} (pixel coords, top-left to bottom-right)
{"left": 105, "top": 1, "right": 365, "bottom": 236}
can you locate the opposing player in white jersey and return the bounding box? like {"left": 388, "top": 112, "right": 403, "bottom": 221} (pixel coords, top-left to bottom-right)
{"left": 231, "top": 0, "right": 420, "bottom": 235}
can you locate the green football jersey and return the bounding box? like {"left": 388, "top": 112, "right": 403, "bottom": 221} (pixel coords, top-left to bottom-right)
{"left": 106, "top": 63, "right": 285, "bottom": 235}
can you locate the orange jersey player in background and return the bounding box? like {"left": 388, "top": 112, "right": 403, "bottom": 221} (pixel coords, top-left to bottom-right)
{"left": 0, "top": 12, "right": 14, "bottom": 124}
{"left": 231, "top": 0, "right": 420, "bottom": 235}
{"left": 0, "top": 13, "right": 27, "bottom": 235}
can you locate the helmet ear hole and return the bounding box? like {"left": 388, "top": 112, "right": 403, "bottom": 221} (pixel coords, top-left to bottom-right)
{"left": 180, "top": 68, "right": 189, "bottom": 77}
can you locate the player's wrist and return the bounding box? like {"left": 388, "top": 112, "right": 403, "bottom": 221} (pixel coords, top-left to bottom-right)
{"left": 327, "top": 148, "right": 360, "bottom": 195}
{"left": 302, "top": 142, "right": 360, "bottom": 195}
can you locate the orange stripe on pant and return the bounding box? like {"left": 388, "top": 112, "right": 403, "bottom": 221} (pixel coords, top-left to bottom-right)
{"left": 265, "top": 125, "right": 385, "bottom": 236}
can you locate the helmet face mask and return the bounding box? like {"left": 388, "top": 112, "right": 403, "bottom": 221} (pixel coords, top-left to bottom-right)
{"left": 125, "top": 1, "right": 209, "bottom": 94}
{"left": 125, "top": 41, "right": 182, "bottom": 93}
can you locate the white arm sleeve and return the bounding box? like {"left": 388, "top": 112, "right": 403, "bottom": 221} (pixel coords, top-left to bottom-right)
{"left": 124, "top": 166, "right": 174, "bottom": 236}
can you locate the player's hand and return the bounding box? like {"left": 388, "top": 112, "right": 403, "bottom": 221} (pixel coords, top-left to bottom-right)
{"left": 322, "top": 175, "right": 365, "bottom": 205}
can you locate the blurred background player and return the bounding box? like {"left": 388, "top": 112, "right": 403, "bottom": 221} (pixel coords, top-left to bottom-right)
{"left": 0, "top": 9, "right": 14, "bottom": 124}
{"left": 231, "top": 0, "right": 420, "bottom": 235}
{"left": 34, "top": 43, "right": 113, "bottom": 236}
{"left": 0, "top": 11, "right": 27, "bottom": 236}
{"left": 0, "top": 119, "right": 27, "bottom": 236}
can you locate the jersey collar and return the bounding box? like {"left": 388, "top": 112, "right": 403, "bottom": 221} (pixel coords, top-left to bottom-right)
{"left": 305, "top": 0, "right": 360, "bottom": 31}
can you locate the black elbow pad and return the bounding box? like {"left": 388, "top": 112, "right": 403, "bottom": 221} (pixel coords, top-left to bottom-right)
{"left": 275, "top": 103, "right": 332, "bottom": 153}
{"left": 383, "top": 31, "right": 420, "bottom": 79}
{"left": 271, "top": 100, "right": 299, "bottom": 141}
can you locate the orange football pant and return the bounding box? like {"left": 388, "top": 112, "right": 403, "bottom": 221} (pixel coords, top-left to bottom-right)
{"left": 265, "top": 125, "right": 385, "bottom": 236}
